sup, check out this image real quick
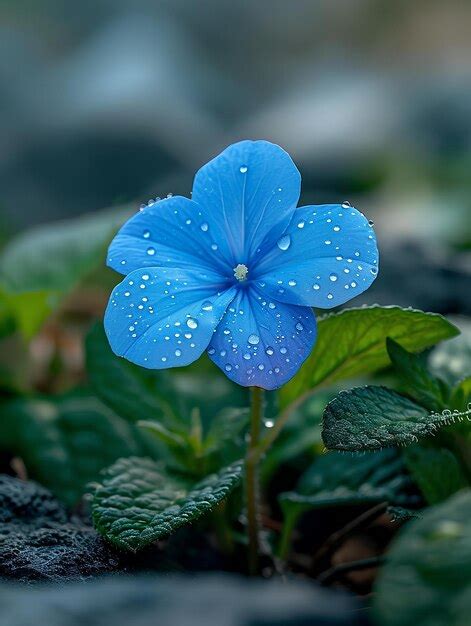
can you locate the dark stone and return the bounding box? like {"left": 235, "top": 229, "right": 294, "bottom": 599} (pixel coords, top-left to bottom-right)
{"left": 0, "top": 475, "right": 119, "bottom": 582}
{"left": 0, "top": 573, "right": 369, "bottom": 626}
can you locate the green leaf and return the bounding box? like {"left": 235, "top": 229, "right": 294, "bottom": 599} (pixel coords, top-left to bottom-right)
{"left": 0, "top": 207, "right": 130, "bottom": 293}
{"left": 91, "top": 457, "right": 243, "bottom": 551}
{"left": 322, "top": 385, "right": 445, "bottom": 451}
{"left": 86, "top": 323, "right": 248, "bottom": 474}
{"left": 451, "top": 377, "right": 471, "bottom": 411}
{"left": 278, "top": 448, "right": 418, "bottom": 558}
{"left": 0, "top": 393, "right": 157, "bottom": 506}
{"left": 280, "top": 306, "right": 459, "bottom": 408}
{"left": 429, "top": 321, "right": 471, "bottom": 387}
{"left": 373, "top": 490, "right": 471, "bottom": 626}
{"left": 86, "top": 323, "right": 181, "bottom": 429}
{"left": 280, "top": 448, "right": 416, "bottom": 514}
{"left": 86, "top": 323, "right": 247, "bottom": 432}
{"left": 404, "top": 444, "right": 468, "bottom": 505}
{"left": 386, "top": 338, "right": 449, "bottom": 410}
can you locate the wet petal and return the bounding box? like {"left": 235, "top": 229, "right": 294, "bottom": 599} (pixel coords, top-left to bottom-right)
{"left": 207, "top": 286, "right": 316, "bottom": 390}
{"left": 104, "top": 267, "right": 235, "bottom": 369}
{"left": 192, "top": 140, "right": 301, "bottom": 264}
{"left": 254, "top": 203, "right": 378, "bottom": 308}
{"left": 107, "top": 196, "right": 232, "bottom": 276}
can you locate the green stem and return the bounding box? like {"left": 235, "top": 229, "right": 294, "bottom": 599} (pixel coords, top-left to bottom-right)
{"left": 245, "top": 386, "right": 264, "bottom": 575}
{"left": 256, "top": 390, "right": 310, "bottom": 461}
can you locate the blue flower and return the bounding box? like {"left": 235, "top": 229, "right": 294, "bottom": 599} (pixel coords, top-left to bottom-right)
{"left": 105, "top": 140, "right": 378, "bottom": 390}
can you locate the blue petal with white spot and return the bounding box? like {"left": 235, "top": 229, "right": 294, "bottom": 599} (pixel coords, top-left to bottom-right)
{"left": 254, "top": 203, "right": 378, "bottom": 308}
{"left": 192, "top": 140, "right": 301, "bottom": 263}
{"left": 207, "top": 286, "right": 316, "bottom": 390}
{"left": 105, "top": 267, "right": 235, "bottom": 369}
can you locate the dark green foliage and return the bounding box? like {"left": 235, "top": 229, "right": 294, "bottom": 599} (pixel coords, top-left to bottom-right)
{"left": 91, "top": 457, "right": 243, "bottom": 551}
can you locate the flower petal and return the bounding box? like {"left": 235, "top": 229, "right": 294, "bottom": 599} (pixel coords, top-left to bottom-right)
{"left": 207, "top": 286, "right": 316, "bottom": 390}
{"left": 104, "top": 267, "right": 236, "bottom": 369}
{"left": 254, "top": 203, "right": 378, "bottom": 308}
{"left": 192, "top": 140, "right": 301, "bottom": 263}
{"left": 107, "top": 196, "right": 232, "bottom": 276}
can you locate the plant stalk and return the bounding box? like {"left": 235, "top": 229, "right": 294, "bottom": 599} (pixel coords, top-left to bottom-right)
{"left": 245, "top": 386, "right": 264, "bottom": 575}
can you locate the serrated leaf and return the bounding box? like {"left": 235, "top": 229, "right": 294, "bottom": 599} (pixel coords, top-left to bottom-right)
{"left": 91, "top": 457, "right": 243, "bottom": 551}
{"left": 280, "top": 306, "right": 459, "bottom": 408}
{"left": 404, "top": 444, "right": 468, "bottom": 505}
{"left": 322, "top": 385, "right": 445, "bottom": 451}
{"left": 0, "top": 394, "right": 157, "bottom": 506}
{"left": 386, "top": 338, "right": 449, "bottom": 410}
{"left": 374, "top": 490, "right": 471, "bottom": 626}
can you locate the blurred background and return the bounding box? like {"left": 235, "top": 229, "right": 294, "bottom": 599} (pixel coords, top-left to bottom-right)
{"left": 0, "top": 0, "right": 470, "bottom": 313}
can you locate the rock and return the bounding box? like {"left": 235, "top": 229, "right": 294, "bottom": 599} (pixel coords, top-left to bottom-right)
{"left": 0, "top": 573, "right": 369, "bottom": 626}
{"left": 0, "top": 475, "right": 119, "bottom": 581}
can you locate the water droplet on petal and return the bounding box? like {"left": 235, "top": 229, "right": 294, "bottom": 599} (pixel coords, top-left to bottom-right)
{"left": 266, "top": 346, "right": 274, "bottom": 356}
{"left": 288, "top": 280, "right": 297, "bottom": 287}
{"left": 201, "top": 301, "right": 213, "bottom": 312}
{"left": 313, "top": 283, "right": 320, "bottom": 290}
{"left": 342, "top": 201, "right": 351, "bottom": 208}
{"left": 239, "top": 165, "right": 248, "bottom": 173}
{"left": 175, "top": 349, "right": 182, "bottom": 357}
{"left": 327, "top": 293, "right": 333, "bottom": 300}
{"left": 225, "top": 364, "right": 232, "bottom": 371}
{"left": 277, "top": 235, "right": 291, "bottom": 251}
{"left": 248, "top": 334, "right": 260, "bottom": 345}
{"left": 296, "top": 322, "right": 304, "bottom": 331}
{"left": 370, "top": 267, "right": 378, "bottom": 275}
{"left": 143, "top": 230, "right": 151, "bottom": 239}
{"left": 200, "top": 223, "right": 209, "bottom": 232}
{"left": 368, "top": 220, "right": 374, "bottom": 226}
{"left": 329, "top": 273, "right": 338, "bottom": 282}
{"left": 297, "top": 221, "right": 305, "bottom": 229}
{"left": 147, "top": 247, "right": 156, "bottom": 256}
{"left": 186, "top": 318, "right": 198, "bottom": 329}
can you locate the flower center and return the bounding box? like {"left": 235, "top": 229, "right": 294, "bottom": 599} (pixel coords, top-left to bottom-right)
{"left": 233, "top": 263, "right": 249, "bottom": 282}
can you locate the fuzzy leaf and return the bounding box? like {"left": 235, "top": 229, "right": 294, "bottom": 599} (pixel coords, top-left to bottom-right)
{"left": 322, "top": 385, "right": 445, "bottom": 451}
{"left": 0, "top": 394, "right": 156, "bottom": 506}
{"left": 404, "top": 444, "right": 468, "bottom": 505}
{"left": 374, "top": 491, "right": 471, "bottom": 626}
{"left": 91, "top": 457, "right": 243, "bottom": 551}
{"left": 281, "top": 306, "right": 459, "bottom": 408}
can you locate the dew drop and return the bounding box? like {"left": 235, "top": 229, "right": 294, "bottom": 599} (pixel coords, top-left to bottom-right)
{"left": 342, "top": 201, "right": 351, "bottom": 208}
{"left": 201, "top": 301, "right": 213, "bottom": 312}
{"left": 329, "top": 273, "right": 338, "bottom": 282}
{"left": 297, "top": 221, "right": 305, "bottom": 229}
{"left": 313, "top": 283, "right": 320, "bottom": 290}
{"left": 370, "top": 267, "right": 378, "bottom": 275}
{"left": 186, "top": 318, "right": 198, "bottom": 329}
{"left": 333, "top": 226, "right": 340, "bottom": 232}
{"left": 175, "top": 349, "right": 182, "bottom": 357}
{"left": 239, "top": 165, "right": 248, "bottom": 173}
{"left": 124, "top": 291, "right": 131, "bottom": 297}
{"left": 296, "top": 322, "right": 304, "bottom": 331}
{"left": 143, "top": 230, "right": 151, "bottom": 239}
{"left": 280, "top": 347, "right": 287, "bottom": 354}
{"left": 266, "top": 346, "right": 274, "bottom": 356}
{"left": 288, "top": 279, "right": 297, "bottom": 287}
{"left": 200, "top": 223, "right": 209, "bottom": 232}
{"left": 264, "top": 419, "right": 274, "bottom": 428}
{"left": 327, "top": 293, "right": 333, "bottom": 300}
{"left": 225, "top": 364, "right": 233, "bottom": 372}
{"left": 147, "top": 247, "right": 156, "bottom": 256}
{"left": 277, "top": 235, "right": 291, "bottom": 251}
{"left": 368, "top": 220, "right": 374, "bottom": 227}
{"left": 248, "top": 334, "right": 260, "bottom": 345}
